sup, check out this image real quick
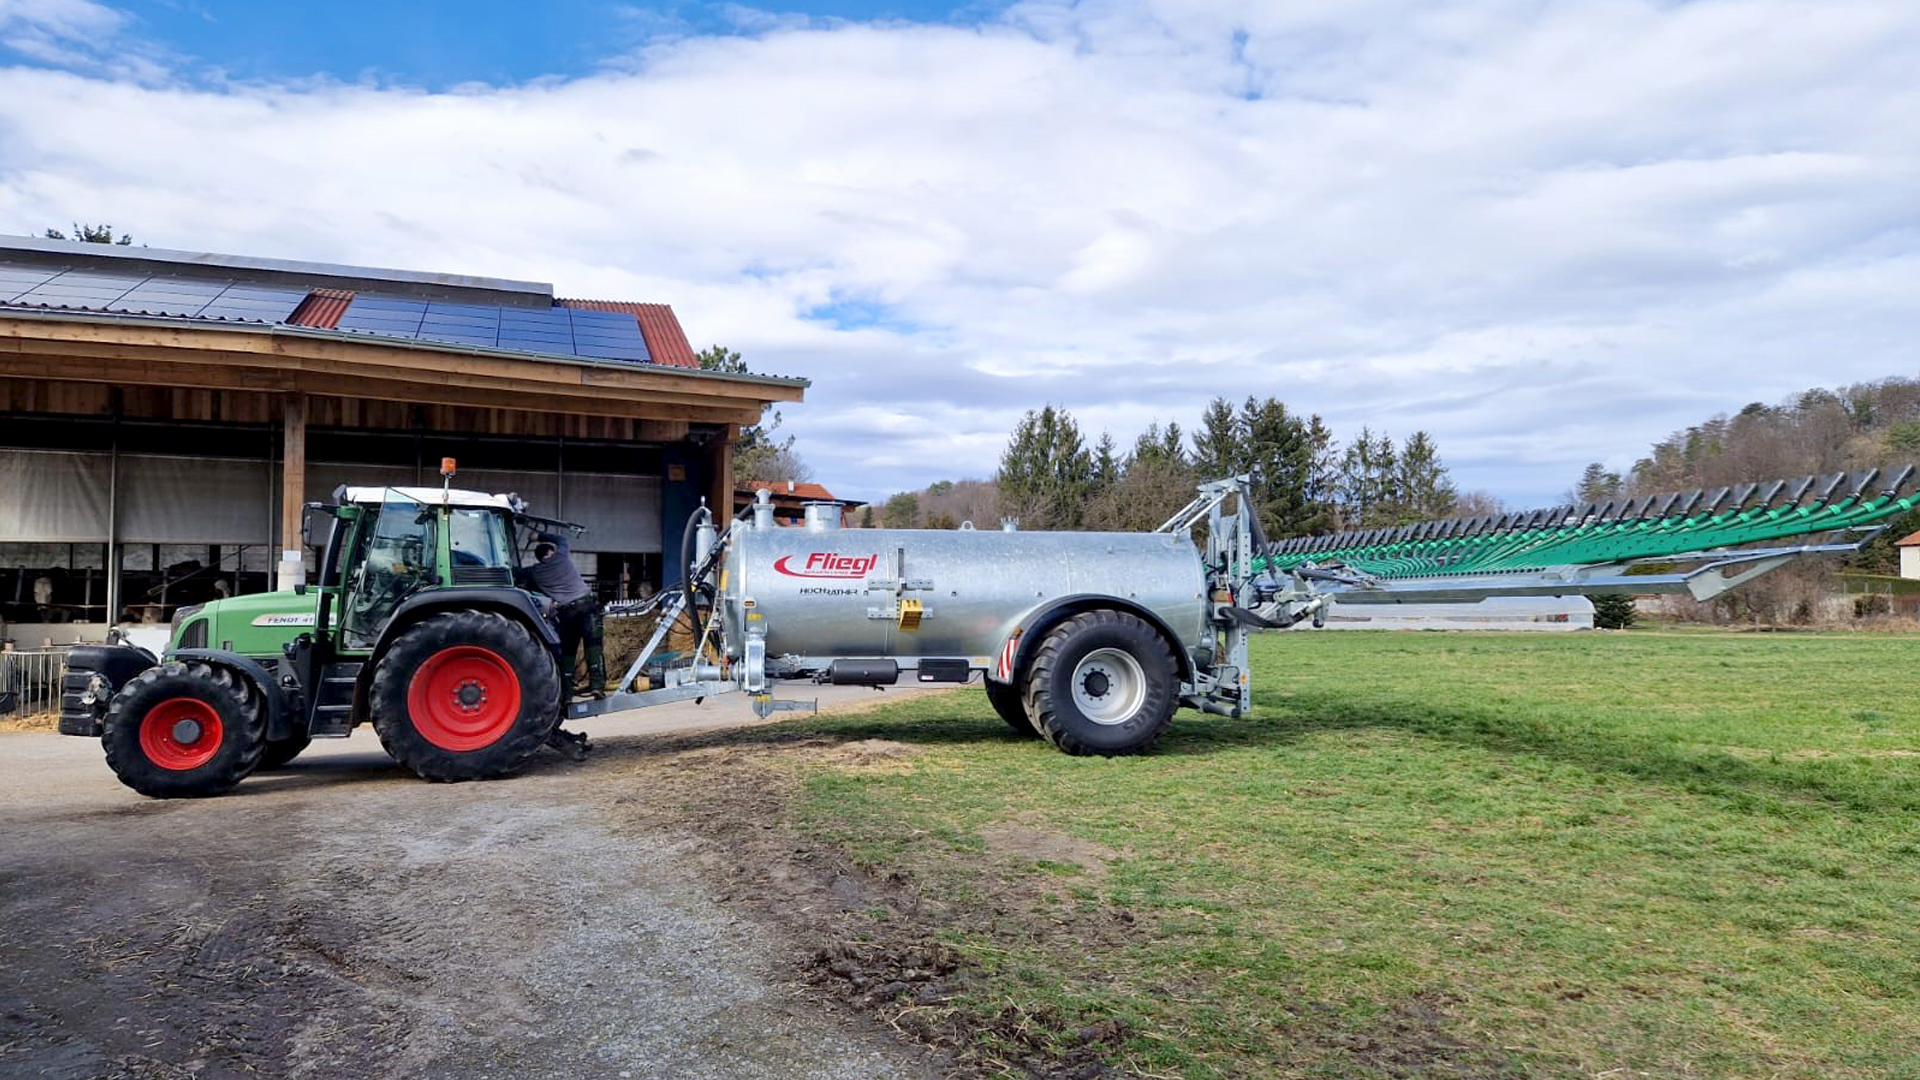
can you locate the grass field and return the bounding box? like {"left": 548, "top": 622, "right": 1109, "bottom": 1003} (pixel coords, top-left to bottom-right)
{"left": 767, "top": 630, "right": 1920, "bottom": 1078}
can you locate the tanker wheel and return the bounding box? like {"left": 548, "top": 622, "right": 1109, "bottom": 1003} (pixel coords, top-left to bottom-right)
{"left": 1023, "top": 610, "right": 1178, "bottom": 756}
{"left": 371, "top": 610, "right": 560, "bottom": 782}
{"left": 985, "top": 677, "right": 1038, "bottom": 737}
{"left": 258, "top": 734, "right": 312, "bottom": 770}
{"left": 102, "top": 661, "right": 266, "bottom": 798}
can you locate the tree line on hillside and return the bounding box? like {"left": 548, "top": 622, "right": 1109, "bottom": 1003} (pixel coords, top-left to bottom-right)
{"left": 873, "top": 398, "right": 1490, "bottom": 540}
{"left": 1565, "top": 376, "right": 1920, "bottom": 577}
{"left": 1570, "top": 377, "right": 1920, "bottom": 503}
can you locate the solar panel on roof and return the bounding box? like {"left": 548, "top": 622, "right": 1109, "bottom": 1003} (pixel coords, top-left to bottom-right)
{"left": 106, "top": 300, "right": 205, "bottom": 317}
{"left": 420, "top": 313, "right": 499, "bottom": 331}
{"left": 44, "top": 271, "right": 150, "bottom": 288}
{"left": 425, "top": 302, "right": 502, "bottom": 319}
{"left": 348, "top": 298, "right": 429, "bottom": 314}
{"left": 313, "top": 295, "right": 655, "bottom": 365}
{"left": 575, "top": 344, "right": 650, "bottom": 361}
{"left": 197, "top": 284, "right": 306, "bottom": 322}
{"left": 0, "top": 265, "right": 62, "bottom": 301}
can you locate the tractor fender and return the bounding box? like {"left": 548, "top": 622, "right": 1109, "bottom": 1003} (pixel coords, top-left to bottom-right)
{"left": 167, "top": 648, "right": 293, "bottom": 741}
{"left": 355, "top": 589, "right": 563, "bottom": 721}
{"left": 369, "top": 589, "right": 561, "bottom": 659}
{"left": 57, "top": 643, "right": 159, "bottom": 737}
{"left": 999, "top": 594, "right": 1196, "bottom": 685}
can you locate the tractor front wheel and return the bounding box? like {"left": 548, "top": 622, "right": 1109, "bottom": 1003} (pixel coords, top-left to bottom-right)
{"left": 102, "top": 662, "right": 266, "bottom": 797}
{"left": 371, "top": 611, "right": 559, "bottom": 782}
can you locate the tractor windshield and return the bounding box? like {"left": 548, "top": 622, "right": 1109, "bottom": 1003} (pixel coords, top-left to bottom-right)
{"left": 340, "top": 489, "right": 437, "bottom": 647}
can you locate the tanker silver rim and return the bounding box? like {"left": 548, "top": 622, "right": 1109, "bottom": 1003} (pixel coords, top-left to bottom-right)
{"left": 1072, "top": 648, "right": 1146, "bottom": 726}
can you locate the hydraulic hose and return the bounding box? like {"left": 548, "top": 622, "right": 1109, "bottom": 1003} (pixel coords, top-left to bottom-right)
{"left": 680, "top": 504, "right": 712, "bottom": 647}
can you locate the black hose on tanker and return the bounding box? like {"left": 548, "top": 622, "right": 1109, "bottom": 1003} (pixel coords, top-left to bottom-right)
{"left": 680, "top": 504, "right": 713, "bottom": 647}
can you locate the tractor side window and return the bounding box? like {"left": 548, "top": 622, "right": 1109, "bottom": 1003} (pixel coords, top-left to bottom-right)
{"left": 340, "top": 491, "right": 435, "bottom": 647}
{"left": 448, "top": 509, "right": 512, "bottom": 568}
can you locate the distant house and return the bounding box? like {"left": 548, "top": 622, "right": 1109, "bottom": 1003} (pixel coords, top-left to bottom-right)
{"left": 734, "top": 479, "right": 848, "bottom": 526}
{"left": 1897, "top": 530, "right": 1920, "bottom": 579}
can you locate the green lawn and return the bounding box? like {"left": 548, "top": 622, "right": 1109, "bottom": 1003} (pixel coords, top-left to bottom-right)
{"left": 775, "top": 631, "right": 1920, "bottom": 1078}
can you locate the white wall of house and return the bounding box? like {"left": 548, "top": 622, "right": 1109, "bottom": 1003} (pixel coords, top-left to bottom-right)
{"left": 1900, "top": 546, "right": 1920, "bottom": 580}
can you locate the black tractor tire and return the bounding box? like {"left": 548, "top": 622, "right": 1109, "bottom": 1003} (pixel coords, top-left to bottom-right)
{"left": 1022, "top": 610, "right": 1179, "bottom": 756}
{"left": 102, "top": 661, "right": 266, "bottom": 798}
{"left": 985, "top": 677, "right": 1038, "bottom": 737}
{"left": 258, "top": 734, "right": 312, "bottom": 770}
{"left": 370, "top": 610, "right": 560, "bottom": 782}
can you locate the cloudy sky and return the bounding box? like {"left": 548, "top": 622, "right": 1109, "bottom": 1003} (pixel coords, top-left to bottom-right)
{"left": 1, "top": 0, "right": 1916, "bottom": 505}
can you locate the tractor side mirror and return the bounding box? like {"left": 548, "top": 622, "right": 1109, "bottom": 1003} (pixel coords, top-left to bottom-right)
{"left": 300, "top": 502, "right": 332, "bottom": 549}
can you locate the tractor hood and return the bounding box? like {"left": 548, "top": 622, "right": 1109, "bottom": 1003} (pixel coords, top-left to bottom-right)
{"left": 168, "top": 590, "right": 318, "bottom": 658}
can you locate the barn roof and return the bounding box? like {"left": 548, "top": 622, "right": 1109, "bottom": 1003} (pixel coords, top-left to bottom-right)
{"left": 0, "top": 234, "right": 705, "bottom": 369}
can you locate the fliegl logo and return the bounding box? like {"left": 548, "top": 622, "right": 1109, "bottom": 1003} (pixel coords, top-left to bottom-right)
{"left": 773, "top": 552, "right": 880, "bottom": 580}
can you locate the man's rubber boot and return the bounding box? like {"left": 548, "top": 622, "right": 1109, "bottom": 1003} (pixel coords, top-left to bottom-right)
{"left": 587, "top": 638, "right": 608, "bottom": 701}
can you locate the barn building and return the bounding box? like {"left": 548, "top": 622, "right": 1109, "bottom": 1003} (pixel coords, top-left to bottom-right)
{"left": 0, "top": 235, "right": 804, "bottom": 648}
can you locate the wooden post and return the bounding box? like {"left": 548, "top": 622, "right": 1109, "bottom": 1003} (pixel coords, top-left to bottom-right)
{"left": 277, "top": 393, "right": 306, "bottom": 591}
{"left": 709, "top": 425, "right": 736, "bottom": 519}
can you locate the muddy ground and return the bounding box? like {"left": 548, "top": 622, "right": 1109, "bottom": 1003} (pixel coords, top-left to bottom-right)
{"left": 0, "top": 690, "right": 979, "bottom": 1080}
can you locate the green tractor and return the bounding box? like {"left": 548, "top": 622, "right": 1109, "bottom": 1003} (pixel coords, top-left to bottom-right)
{"left": 60, "top": 482, "right": 584, "bottom": 797}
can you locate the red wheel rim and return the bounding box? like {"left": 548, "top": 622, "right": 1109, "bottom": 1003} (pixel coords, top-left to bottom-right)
{"left": 406, "top": 645, "right": 523, "bottom": 752}
{"left": 138, "top": 697, "right": 225, "bottom": 771}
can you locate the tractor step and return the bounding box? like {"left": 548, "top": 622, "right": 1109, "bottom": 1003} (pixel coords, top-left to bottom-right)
{"left": 308, "top": 661, "right": 364, "bottom": 736}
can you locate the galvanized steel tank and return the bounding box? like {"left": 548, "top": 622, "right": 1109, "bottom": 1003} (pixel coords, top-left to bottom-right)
{"left": 719, "top": 518, "right": 1209, "bottom": 665}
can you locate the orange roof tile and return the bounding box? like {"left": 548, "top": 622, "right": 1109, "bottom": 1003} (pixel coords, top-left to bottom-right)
{"left": 738, "top": 479, "right": 839, "bottom": 501}
{"left": 286, "top": 288, "right": 354, "bottom": 329}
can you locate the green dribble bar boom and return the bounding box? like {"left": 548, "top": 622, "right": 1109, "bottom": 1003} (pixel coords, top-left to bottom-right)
{"left": 1257, "top": 466, "right": 1918, "bottom": 588}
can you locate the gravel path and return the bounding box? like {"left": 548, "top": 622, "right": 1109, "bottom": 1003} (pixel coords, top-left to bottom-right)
{"left": 0, "top": 690, "right": 946, "bottom": 1080}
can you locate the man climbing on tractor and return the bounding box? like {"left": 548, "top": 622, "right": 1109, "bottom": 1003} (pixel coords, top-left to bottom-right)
{"left": 522, "top": 531, "right": 602, "bottom": 760}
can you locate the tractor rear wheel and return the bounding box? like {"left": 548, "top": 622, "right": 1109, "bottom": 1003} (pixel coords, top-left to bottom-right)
{"left": 1022, "top": 610, "right": 1178, "bottom": 756}
{"left": 985, "top": 676, "right": 1037, "bottom": 736}
{"left": 258, "top": 734, "right": 312, "bottom": 770}
{"left": 371, "top": 611, "right": 559, "bottom": 782}
{"left": 102, "top": 662, "right": 266, "bottom": 798}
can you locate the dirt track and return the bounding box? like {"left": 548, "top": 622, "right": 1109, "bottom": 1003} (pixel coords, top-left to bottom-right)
{"left": 0, "top": 688, "right": 951, "bottom": 1080}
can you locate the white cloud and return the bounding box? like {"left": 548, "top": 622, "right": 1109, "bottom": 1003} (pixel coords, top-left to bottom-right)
{"left": 1, "top": 0, "right": 1917, "bottom": 505}
{"left": 0, "top": 0, "right": 165, "bottom": 80}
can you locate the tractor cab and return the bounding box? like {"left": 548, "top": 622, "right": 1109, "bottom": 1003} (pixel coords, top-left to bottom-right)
{"left": 313, "top": 486, "right": 532, "bottom": 649}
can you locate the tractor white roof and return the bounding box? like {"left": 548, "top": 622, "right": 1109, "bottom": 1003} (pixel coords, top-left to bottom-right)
{"left": 340, "top": 486, "right": 519, "bottom": 510}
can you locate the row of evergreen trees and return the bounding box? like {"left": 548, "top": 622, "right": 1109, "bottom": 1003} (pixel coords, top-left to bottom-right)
{"left": 993, "top": 397, "right": 1462, "bottom": 539}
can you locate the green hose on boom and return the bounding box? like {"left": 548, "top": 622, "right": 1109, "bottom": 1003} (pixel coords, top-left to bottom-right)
{"left": 1256, "top": 466, "right": 1918, "bottom": 580}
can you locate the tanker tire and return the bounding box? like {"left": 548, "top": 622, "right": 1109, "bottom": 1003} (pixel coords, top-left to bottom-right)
{"left": 102, "top": 661, "right": 266, "bottom": 798}
{"left": 1023, "top": 610, "right": 1177, "bottom": 756}
{"left": 371, "top": 610, "right": 559, "bottom": 782}
{"left": 985, "top": 677, "right": 1038, "bottom": 737}
{"left": 258, "top": 734, "right": 312, "bottom": 770}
